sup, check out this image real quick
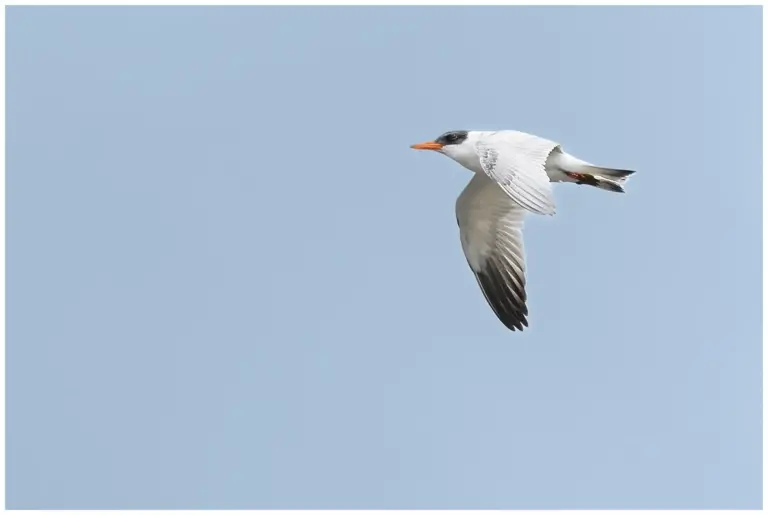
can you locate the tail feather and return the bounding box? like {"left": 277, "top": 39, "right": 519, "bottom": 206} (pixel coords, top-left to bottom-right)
{"left": 551, "top": 150, "right": 636, "bottom": 185}
{"left": 568, "top": 172, "right": 626, "bottom": 193}
{"left": 592, "top": 176, "right": 625, "bottom": 193}
{"left": 577, "top": 164, "right": 635, "bottom": 183}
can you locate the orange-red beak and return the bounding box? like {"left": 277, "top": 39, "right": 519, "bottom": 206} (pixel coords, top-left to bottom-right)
{"left": 410, "top": 141, "right": 444, "bottom": 151}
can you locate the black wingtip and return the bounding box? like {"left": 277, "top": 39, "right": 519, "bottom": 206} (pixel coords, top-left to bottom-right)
{"left": 475, "top": 267, "right": 529, "bottom": 333}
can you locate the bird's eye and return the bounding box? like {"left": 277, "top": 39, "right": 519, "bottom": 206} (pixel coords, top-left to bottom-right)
{"left": 446, "top": 133, "right": 457, "bottom": 142}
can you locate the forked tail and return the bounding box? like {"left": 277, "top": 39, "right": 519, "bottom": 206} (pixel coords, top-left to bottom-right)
{"left": 552, "top": 150, "right": 637, "bottom": 193}
{"left": 566, "top": 166, "right": 635, "bottom": 193}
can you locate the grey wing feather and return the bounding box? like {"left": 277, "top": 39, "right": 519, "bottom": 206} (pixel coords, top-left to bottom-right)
{"left": 474, "top": 130, "right": 560, "bottom": 216}
{"left": 456, "top": 174, "right": 531, "bottom": 331}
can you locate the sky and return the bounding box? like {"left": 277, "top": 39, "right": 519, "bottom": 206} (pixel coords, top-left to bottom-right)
{"left": 6, "top": 6, "right": 762, "bottom": 510}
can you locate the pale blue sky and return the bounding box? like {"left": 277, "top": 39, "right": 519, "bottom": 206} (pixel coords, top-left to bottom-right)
{"left": 6, "top": 6, "right": 762, "bottom": 510}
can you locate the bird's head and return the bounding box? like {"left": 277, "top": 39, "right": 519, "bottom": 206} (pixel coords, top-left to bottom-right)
{"left": 410, "top": 130, "right": 475, "bottom": 163}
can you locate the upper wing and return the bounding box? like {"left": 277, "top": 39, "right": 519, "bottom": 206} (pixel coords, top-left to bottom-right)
{"left": 474, "top": 130, "right": 560, "bottom": 216}
{"left": 456, "top": 173, "right": 530, "bottom": 331}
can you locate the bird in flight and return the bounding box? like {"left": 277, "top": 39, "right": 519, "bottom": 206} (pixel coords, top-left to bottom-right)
{"left": 411, "top": 130, "right": 635, "bottom": 332}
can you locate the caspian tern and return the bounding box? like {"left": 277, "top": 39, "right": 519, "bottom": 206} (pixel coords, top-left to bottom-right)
{"left": 411, "top": 130, "right": 635, "bottom": 332}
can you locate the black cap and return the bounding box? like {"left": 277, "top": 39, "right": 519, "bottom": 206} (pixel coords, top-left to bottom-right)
{"left": 434, "top": 131, "right": 469, "bottom": 146}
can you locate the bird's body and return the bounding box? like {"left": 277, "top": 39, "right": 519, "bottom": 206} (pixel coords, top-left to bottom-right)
{"left": 411, "top": 129, "right": 635, "bottom": 332}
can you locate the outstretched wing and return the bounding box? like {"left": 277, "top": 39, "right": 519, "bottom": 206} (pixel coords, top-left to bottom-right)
{"left": 456, "top": 173, "right": 530, "bottom": 331}
{"left": 474, "top": 130, "right": 560, "bottom": 216}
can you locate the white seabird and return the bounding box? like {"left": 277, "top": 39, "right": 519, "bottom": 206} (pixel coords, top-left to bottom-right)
{"left": 411, "top": 130, "right": 635, "bottom": 331}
